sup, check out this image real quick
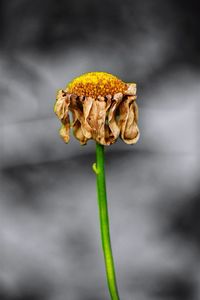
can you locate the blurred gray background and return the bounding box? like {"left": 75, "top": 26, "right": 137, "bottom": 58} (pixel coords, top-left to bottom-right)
{"left": 0, "top": 0, "right": 200, "bottom": 299}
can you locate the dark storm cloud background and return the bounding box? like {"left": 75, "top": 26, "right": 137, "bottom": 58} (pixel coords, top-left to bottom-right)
{"left": 0, "top": 1, "right": 199, "bottom": 300}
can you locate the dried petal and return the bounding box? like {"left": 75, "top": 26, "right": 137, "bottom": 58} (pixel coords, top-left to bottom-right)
{"left": 95, "top": 100, "right": 108, "bottom": 145}
{"left": 107, "top": 93, "right": 123, "bottom": 143}
{"left": 54, "top": 90, "right": 70, "bottom": 123}
{"left": 124, "top": 83, "right": 137, "bottom": 96}
{"left": 73, "top": 119, "right": 89, "bottom": 145}
{"left": 118, "top": 96, "right": 139, "bottom": 144}
{"left": 82, "top": 97, "right": 94, "bottom": 138}
{"left": 59, "top": 123, "right": 70, "bottom": 143}
{"left": 54, "top": 90, "right": 71, "bottom": 143}
{"left": 86, "top": 99, "right": 98, "bottom": 132}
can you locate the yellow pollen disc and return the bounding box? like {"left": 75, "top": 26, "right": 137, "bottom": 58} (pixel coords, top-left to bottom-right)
{"left": 67, "top": 72, "right": 126, "bottom": 98}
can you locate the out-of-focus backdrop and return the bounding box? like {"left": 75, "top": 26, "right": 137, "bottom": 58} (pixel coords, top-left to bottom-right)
{"left": 0, "top": 1, "right": 199, "bottom": 299}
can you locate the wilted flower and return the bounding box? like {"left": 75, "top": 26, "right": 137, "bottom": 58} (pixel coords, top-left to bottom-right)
{"left": 54, "top": 72, "right": 139, "bottom": 145}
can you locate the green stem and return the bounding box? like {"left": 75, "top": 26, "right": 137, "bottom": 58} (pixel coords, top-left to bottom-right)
{"left": 94, "top": 142, "right": 120, "bottom": 300}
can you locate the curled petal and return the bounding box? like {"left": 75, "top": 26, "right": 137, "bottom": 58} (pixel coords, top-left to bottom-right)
{"left": 86, "top": 99, "right": 98, "bottom": 131}
{"left": 95, "top": 100, "right": 108, "bottom": 145}
{"left": 70, "top": 98, "right": 93, "bottom": 144}
{"left": 92, "top": 96, "right": 113, "bottom": 145}
{"left": 107, "top": 93, "right": 123, "bottom": 143}
{"left": 91, "top": 96, "right": 114, "bottom": 145}
{"left": 59, "top": 123, "right": 70, "bottom": 143}
{"left": 54, "top": 90, "right": 70, "bottom": 123}
{"left": 124, "top": 83, "right": 137, "bottom": 96}
{"left": 70, "top": 105, "right": 85, "bottom": 144}
{"left": 70, "top": 96, "right": 91, "bottom": 144}
{"left": 82, "top": 97, "right": 94, "bottom": 138}
{"left": 118, "top": 96, "right": 139, "bottom": 144}
{"left": 54, "top": 90, "right": 71, "bottom": 143}
{"left": 73, "top": 119, "right": 89, "bottom": 145}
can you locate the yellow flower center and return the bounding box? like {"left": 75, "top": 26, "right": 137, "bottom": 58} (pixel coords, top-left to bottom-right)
{"left": 67, "top": 72, "right": 126, "bottom": 98}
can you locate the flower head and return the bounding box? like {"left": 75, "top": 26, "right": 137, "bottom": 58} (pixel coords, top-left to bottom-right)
{"left": 54, "top": 72, "right": 139, "bottom": 145}
{"left": 68, "top": 72, "right": 126, "bottom": 98}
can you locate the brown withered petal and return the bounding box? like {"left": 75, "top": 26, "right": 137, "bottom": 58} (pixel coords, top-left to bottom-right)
{"left": 59, "top": 124, "right": 70, "bottom": 143}
{"left": 118, "top": 96, "right": 140, "bottom": 144}
{"left": 124, "top": 83, "right": 137, "bottom": 96}
{"left": 70, "top": 99, "right": 89, "bottom": 145}
{"left": 54, "top": 90, "right": 71, "bottom": 143}
{"left": 95, "top": 100, "right": 109, "bottom": 145}
{"left": 82, "top": 97, "right": 93, "bottom": 137}
{"left": 107, "top": 93, "right": 123, "bottom": 143}
{"left": 54, "top": 73, "right": 139, "bottom": 146}
{"left": 54, "top": 90, "right": 70, "bottom": 123}
{"left": 73, "top": 120, "right": 89, "bottom": 145}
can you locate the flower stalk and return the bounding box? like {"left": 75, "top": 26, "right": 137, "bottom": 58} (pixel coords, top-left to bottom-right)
{"left": 94, "top": 142, "right": 120, "bottom": 300}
